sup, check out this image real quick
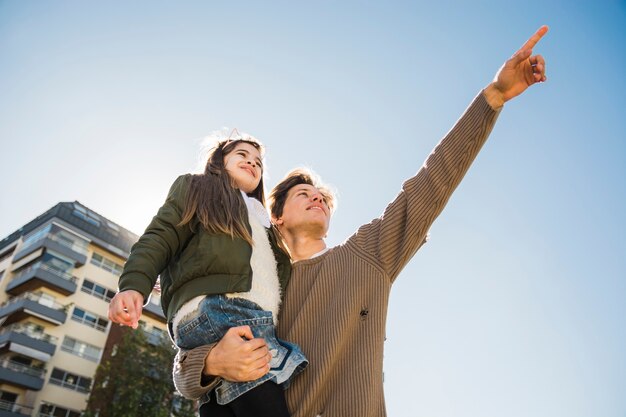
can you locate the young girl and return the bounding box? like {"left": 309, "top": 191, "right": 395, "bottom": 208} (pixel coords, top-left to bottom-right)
{"left": 108, "top": 131, "right": 307, "bottom": 417}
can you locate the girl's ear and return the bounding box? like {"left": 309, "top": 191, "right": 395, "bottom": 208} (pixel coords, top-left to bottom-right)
{"left": 272, "top": 217, "right": 283, "bottom": 226}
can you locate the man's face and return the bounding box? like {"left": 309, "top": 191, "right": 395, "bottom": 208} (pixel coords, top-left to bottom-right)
{"left": 274, "top": 184, "right": 331, "bottom": 238}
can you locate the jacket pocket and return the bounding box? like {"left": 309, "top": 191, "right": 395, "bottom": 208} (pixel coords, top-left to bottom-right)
{"left": 175, "top": 311, "right": 221, "bottom": 349}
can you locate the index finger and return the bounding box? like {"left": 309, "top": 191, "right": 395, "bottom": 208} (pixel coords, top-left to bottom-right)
{"left": 227, "top": 325, "right": 255, "bottom": 341}
{"left": 520, "top": 25, "right": 549, "bottom": 52}
{"left": 245, "top": 337, "right": 269, "bottom": 352}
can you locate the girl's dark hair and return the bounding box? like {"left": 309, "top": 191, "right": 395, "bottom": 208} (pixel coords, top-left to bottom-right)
{"left": 179, "top": 138, "right": 265, "bottom": 245}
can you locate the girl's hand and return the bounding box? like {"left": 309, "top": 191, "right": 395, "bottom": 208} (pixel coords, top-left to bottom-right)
{"left": 108, "top": 289, "right": 144, "bottom": 329}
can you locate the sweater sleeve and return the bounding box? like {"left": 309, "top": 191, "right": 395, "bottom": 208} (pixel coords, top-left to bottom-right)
{"left": 173, "top": 344, "right": 221, "bottom": 400}
{"left": 345, "top": 91, "right": 500, "bottom": 283}
{"left": 117, "top": 174, "right": 193, "bottom": 302}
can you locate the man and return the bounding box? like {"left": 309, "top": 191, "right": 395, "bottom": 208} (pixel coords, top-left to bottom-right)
{"left": 175, "top": 26, "right": 549, "bottom": 417}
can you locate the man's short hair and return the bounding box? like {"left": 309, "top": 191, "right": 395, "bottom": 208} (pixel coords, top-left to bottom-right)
{"left": 269, "top": 168, "right": 336, "bottom": 219}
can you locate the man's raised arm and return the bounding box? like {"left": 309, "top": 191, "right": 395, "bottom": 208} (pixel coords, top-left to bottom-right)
{"left": 346, "top": 26, "right": 548, "bottom": 282}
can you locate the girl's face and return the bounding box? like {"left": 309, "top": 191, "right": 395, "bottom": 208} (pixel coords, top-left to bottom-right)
{"left": 223, "top": 142, "right": 263, "bottom": 194}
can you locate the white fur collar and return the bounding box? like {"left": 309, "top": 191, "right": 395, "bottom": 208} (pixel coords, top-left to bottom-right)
{"left": 241, "top": 191, "right": 270, "bottom": 228}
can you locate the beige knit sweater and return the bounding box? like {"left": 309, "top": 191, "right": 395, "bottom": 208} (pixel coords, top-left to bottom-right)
{"left": 173, "top": 91, "right": 500, "bottom": 417}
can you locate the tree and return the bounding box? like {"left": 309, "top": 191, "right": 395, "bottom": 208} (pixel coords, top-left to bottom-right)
{"left": 84, "top": 324, "right": 196, "bottom": 417}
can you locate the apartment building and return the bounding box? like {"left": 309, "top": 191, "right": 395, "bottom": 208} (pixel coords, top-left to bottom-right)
{"left": 0, "top": 201, "right": 166, "bottom": 416}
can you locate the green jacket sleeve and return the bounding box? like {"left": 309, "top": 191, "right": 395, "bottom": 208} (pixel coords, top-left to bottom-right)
{"left": 118, "top": 174, "right": 193, "bottom": 302}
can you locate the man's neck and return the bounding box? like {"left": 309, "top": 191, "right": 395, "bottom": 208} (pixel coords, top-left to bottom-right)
{"left": 283, "top": 234, "right": 327, "bottom": 262}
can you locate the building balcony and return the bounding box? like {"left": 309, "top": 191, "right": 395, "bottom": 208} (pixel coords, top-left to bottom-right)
{"left": 6, "top": 261, "right": 78, "bottom": 296}
{"left": 0, "top": 400, "right": 33, "bottom": 417}
{"left": 0, "top": 293, "right": 67, "bottom": 326}
{"left": 12, "top": 233, "right": 88, "bottom": 267}
{"left": 0, "top": 358, "right": 45, "bottom": 390}
{"left": 0, "top": 323, "right": 58, "bottom": 361}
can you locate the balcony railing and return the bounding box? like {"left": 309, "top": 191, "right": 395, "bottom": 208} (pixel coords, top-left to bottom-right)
{"left": 0, "top": 358, "right": 46, "bottom": 379}
{"left": 12, "top": 261, "right": 78, "bottom": 285}
{"left": 0, "top": 323, "right": 58, "bottom": 345}
{"left": 20, "top": 231, "right": 88, "bottom": 258}
{"left": 0, "top": 292, "right": 68, "bottom": 327}
{"left": 49, "top": 377, "right": 90, "bottom": 394}
{"left": 0, "top": 399, "right": 33, "bottom": 417}
{"left": 0, "top": 292, "right": 65, "bottom": 312}
{"left": 12, "top": 227, "right": 89, "bottom": 268}
{"left": 6, "top": 261, "right": 78, "bottom": 297}
{"left": 59, "top": 344, "right": 100, "bottom": 363}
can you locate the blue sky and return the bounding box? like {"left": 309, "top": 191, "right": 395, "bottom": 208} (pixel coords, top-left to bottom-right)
{"left": 1, "top": 1, "right": 625, "bottom": 416}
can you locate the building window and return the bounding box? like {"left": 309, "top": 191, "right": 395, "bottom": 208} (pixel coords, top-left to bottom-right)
{"left": 72, "top": 204, "right": 101, "bottom": 227}
{"left": 72, "top": 306, "right": 109, "bottom": 332}
{"left": 18, "top": 223, "right": 88, "bottom": 256}
{"left": 81, "top": 278, "right": 117, "bottom": 302}
{"left": 0, "top": 390, "right": 18, "bottom": 410}
{"left": 0, "top": 390, "right": 33, "bottom": 415}
{"left": 20, "top": 224, "right": 52, "bottom": 249}
{"left": 53, "top": 228, "right": 89, "bottom": 253}
{"left": 41, "top": 251, "right": 74, "bottom": 274}
{"left": 11, "top": 251, "right": 76, "bottom": 285}
{"left": 49, "top": 368, "right": 92, "bottom": 393}
{"left": 60, "top": 336, "right": 102, "bottom": 362}
{"left": 106, "top": 220, "right": 120, "bottom": 237}
{"left": 141, "top": 322, "right": 168, "bottom": 345}
{"left": 39, "top": 401, "right": 82, "bottom": 417}
{"left": 90, "top": 253, "right": 123, "bottom": 275}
